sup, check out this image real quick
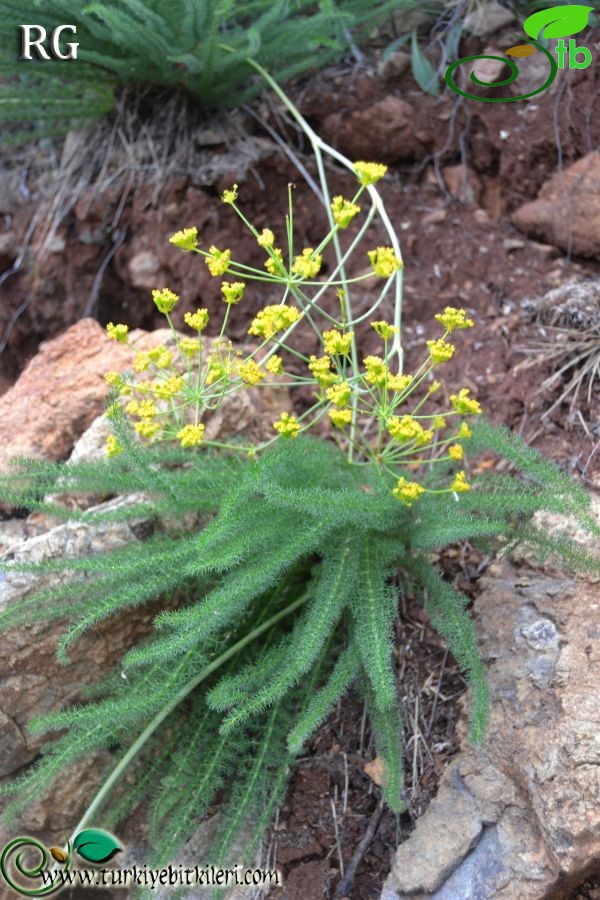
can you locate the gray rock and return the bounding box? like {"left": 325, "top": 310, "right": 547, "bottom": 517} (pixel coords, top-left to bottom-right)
{"left": 464, "top": 2, "right": 514, "bottom": 38}
{"left": 382, "top": 559, "right": 600, "bottom": 899}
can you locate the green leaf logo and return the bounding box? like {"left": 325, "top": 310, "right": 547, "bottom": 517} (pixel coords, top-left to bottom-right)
{"left": 523, "top": 4, "right": 594, "bottom": 40}
{"left": 73, "top": 829, "right": 121, "bottom": 864}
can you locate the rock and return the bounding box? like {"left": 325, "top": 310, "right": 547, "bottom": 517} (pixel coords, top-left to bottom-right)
{"left": 521, "top": 279, "right": 600, "bottom": 332}
{"left": 46, "top": 234, "right": 66, "bottom": 254}
{"left": 0, "top": 171, "right": 22, "bottom": 214}
{"left": 503, "top": 238, "right": 525, "bottom": 252}
{"left": 392, "top": 8, "right": 435, "bottom": 34}
{"left": 508, "top": 41, "right": 562, "bottom": 98}
{"left": 473, "top": 209, "right": 490, "bottom": 225}
{"left": 128, "top": 249, "right": 163, "bottom": 289}
{"left": 512, "top": 152, "right": 600, "bottom": 257}
{"left": 320, "top": 96, "right": 424, "bottom": 164}
{"left": 472, "top": 52, "right": 509, "bottom": 89}
{"left": 364, "top": 755, "right": 385, "bottom": 786}
{"left": 464, "top": 2, "right": 514, "bottom": 37}
{"left": 0, "top": 317, "right": 289, "bottom": 476}
{"left": 422, "top": 209, "right": 447, "bottom": 226}
{"left": 0, "top": 490, "right": 184, "bottom": 845}
{"left": 381, "top": 561, "right": 600, "bottom": 899}
{"left": 0, "top": 517, "right": 47, "bottom": 554}
{"left": 442, "top": 165, "right": 482, "bottom": 205}
{"left": 69, "top": 411, "right": 114, "bottom": 463}
{"left": 0, "top": 230, "right": 17, "bottom": 261}
{"left": 0, "top": 319, "right": 290, "bottom": 508}
{"left": 0, "top": 319, "right": 137, "bottom": 472}
{"left": 378, "top": 51, "right": 411, "bottom": 81}
{"left": 17, "top": 753, "right": 112, "bottom": 838}
{"left": 513, "top": 492, "right": 600, "bottom": 583}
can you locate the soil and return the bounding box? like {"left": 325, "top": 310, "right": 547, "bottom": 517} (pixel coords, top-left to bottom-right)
{"left": 1, "top": 17, "right": 600, "bottom": 900}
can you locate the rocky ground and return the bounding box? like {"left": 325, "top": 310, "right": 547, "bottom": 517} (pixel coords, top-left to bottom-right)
{"left": 0, "top": 6, "right": 599, "bottom": 898}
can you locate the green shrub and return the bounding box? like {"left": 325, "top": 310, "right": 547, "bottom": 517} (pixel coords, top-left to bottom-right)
{"left": 0, "top": 73, "right": 597, "bottom": 895}
{"left": 0, "top": 0, "right": 409, "bottom": 142}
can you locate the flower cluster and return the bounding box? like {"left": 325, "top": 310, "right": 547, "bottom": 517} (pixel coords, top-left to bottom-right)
{"left": 103, "top": 161, "right": 480, "bottom": 506}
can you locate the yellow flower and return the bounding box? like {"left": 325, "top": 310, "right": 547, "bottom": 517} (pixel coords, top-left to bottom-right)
{"left": 273, "top": 412, "right": 301, "bottom": 438}
{"left": 326, "top": 381, "right": 351, "bottom": 407}
{"left": 105, "top": 435, "right": 122, "bottom": 457}
{"left": 451, "top": 470, "right": 471, "bottom": 492}
{"left": 308, "top": 355, "right": 336, "bottom": 386}
{"left": 265, "top": 248, "right": 284, "bottom": 274}
{"left": 152, "top": 288, "right": 179, "bottom": 315}
{"left": 371, "top": 320, "right": 399, "bottom": 340}
{"left": 388, "top": 415, "right": 432, "bottom": 445}
{"left": 433, "top": 415, "right": 447, "bottom": 430}
{"left": 184, "top": 308, "right": 209, "bottom": 332}
{"left": 435, "top": 306, "right": 474, "bottom": 333}
{"left": 329, "top": 408, "right": 352, "bottom": 428}
{"left": 265, "top": 355, "right": 283, "bottom": 374}
{"left": 331, "top": 195, "right": 360, "bottom": 228}
{"left": 257, "top": 228, "right": 275, "bottom": 248}
{"left": 368, "top": 247, "right": 403, "bottom": 278}
{"left": 169, "top": 227, "right": 198, "bottom": 251}
{"left": 387, "top": 372, "right": 413, "bottom": 393}
{"left": 238, "top": 359, "right": 265, "bottom": 385}
{"left": 104, "top": 371, "right": 122, "bottom": 387}
{"left": 448, "top": 443, "right": 464, "bottom": 460}
{"left": 363, "top": 355, "right": 388, "bottom": 387}
{"left": 148, "top": 345, "right": 173, "bottom": 368}
{"left": 205, "top": 339, "right": 234, "bottom": 386}
{"left": 221, "top": 184, "right": 238, "bottom": 204}
{"left": 292, "top": 248, "right": 322, "bottom": 279}
{"left": 134, "top": 352, "right": 151, "bottom": 372}
{"left": 125, "top": 400, "right": 140, "bottom": 415}
{"left": 138, "top": 399, "right": 156, "bottom": 418}
{"left": 221, "top": 281, "right": 245, "bottom": 304}
{"left": 392, "top": 476, "right": 425, "bottom": 506}
{"left": 179, "top": 337, "right": 200, "bottom": 356}
{"left": 134, "top": 419, "right": 161, "bottom": 439}
{"left": 205, "top": 361, "right": 228, "bottom": 386}
{"left": 323, "top": 329, "right": 354, "bottom": 356}
{"left": 426, "top": 339, "right": 455, "bottom": 364}
{"left": 206, "top": 246, "right": 231, "bottom": 277}
{"left": 154, "top": 375, "right": 184, "bottom": 399}
{"left": 177, "top": 423, "right": 205, "bottom": 448}
{"left": 451, "top": 388, "right": 482, "bottom": 416}
{"left": 428, "top": 380, "right": 442, "bottom": 394}
{"left": 249, "top": 305, "right": 301, "bottom": 340}
{"left": 106, "top": 322, "right": 128, "bottom": 343}
{"left": 457, "top": 422, "right": 473, "bottom": 439}
{"left": 354, "top": 161, "right": 388, "bottom": 185}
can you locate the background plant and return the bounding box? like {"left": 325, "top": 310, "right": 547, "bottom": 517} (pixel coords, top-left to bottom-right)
{"left": 0, "top": 0, "right": 411, "bottom": 143}
{"left": 0, "top": 71, "right": 598, "bottom": 897}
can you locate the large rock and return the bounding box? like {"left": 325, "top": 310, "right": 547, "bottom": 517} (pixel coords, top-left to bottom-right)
{"left": 463, "top": 1, "right": 514, "bottom": 37}
{"left": 0, "top": 493, "right": 160, "bottom": 779}
{"left": 0, "top": 320, "right": 290, "bottom": 475}
{"left": 0, "top": 318, "right": 137, "bottom": 471}
{"left": 0, "top": 492, "right": 169, "bottom": 846}
{"left": 381, "top": 561, "right": 600, "bottom": 899}
{"left": 512, "top": 153, "right": 600, "bottom": 257}
{"left": 320, "top": 96, "right": 425, "bottom": 164}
